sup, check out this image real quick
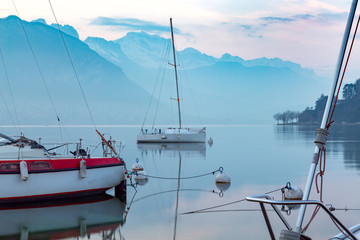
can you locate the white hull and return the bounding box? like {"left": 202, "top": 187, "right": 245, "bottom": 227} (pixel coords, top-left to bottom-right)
{"left": 0, "top": 157, "right": 125, "bottom": 202}
{"left": 137, "top": 127, "right": 206, "bottom": 143}
{"left": 0, "top": 166, "right": 123, "bottom": 201}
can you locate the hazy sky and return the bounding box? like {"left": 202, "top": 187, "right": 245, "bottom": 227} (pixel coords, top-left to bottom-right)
{"left": 1, "top": 0, "right": 359, "bottom": 79}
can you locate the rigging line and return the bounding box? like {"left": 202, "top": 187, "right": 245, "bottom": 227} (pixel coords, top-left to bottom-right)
{"left": 177, "top": 53, "right": 204, "bottom": 126}
{"left": 183, "top": 209, "right": 275, "bottom": 214}
{"left": 11, "top": 0, "right": 64, "bottom": 141}
{"left": 163, "top": 28, "right": 177, "bottom": 127}
{"left": 327, "top": 12, "right": 360, "bottom": 128}
{"left": 0, "top": 49, "right": 20, "bottom": 131}
{"left": 326, "top": 2, "right": 358, "bottom": 126}
{"left": 150, "top": 38, "right": 171, "bottom": 129}
{"left": 141, "top": 37, "right": 166, "bottom": 129}
{"left": 141, "top": 32, "right": 171, "bottom": 129}
{"left": 302, "top": 148, "right": 326, "bottom": 233}
{"left": 151, "top": 63, "right": 166, "bottom": 129}
{"left": 123, "top": 184, "right": 138, "bottom": 221}
{"left": 152, "top": 41, "right": 171, "bottom": 129}
{"left": 331, "top": 208, "right": 360, "bottom": 211}
{"left": 48, "top": 0, "right": 96, "bottom": 128}
{"left": 181, "top": 187, "right": 283, "bottom": 215}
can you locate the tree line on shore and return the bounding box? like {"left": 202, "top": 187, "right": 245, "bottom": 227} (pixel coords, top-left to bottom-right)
{"left": 274, "top": 78, "right": 360, "bottom": 124}
{"left": 273, "top": 111, "right": 300, "bottom": 124}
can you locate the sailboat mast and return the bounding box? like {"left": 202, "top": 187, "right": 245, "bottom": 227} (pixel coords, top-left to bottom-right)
{"left": 170, "top": 18, "right": 182, "bottom": 129}
{"left": 294, "top": 0, "right": 358, "bottom": 233}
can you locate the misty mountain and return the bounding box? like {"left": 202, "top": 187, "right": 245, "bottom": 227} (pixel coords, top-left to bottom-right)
{"left": 32, "top": 18, "right": 80, "bottom": 39}
{"left": 219, "top": 54, "right": 315, "bottom": 77}
{"left": 85, "top": 31, "right": 328, "bottom": 124}
{"left": 112, "top": 31, "right": 316, "bottom": 76}
{"left": 184, "top": 61, "right": 325, "bottom": 123}
{"left": 0, "top": 16, "right": 151, "bottom": 125}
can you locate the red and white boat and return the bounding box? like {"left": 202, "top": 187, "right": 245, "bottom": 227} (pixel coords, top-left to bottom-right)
{"left": 0, "top": 132, "right": 126, "bottom": 203}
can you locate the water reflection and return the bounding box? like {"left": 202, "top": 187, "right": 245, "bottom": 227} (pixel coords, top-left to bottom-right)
{"left": 275, "top": 124, "right": 360, "bottom": 171}
{"left": 274, "top": 125, "right": 315, "bottom": 141}
{"left": 173, "top": 151, "right": 181, "bottom": 240}
{"left": 137, "top": 143, "right": 206, "bottom": 158}
{"left": 0, "top": 194, "right": 126, "bottom": 239}
{"left": 131, "top": 141, "right": 227, "bottom": 240}
{"left": 340, "top": 141, "right": 360, "bottom": 170}
{"left": 4, "top": 125, "right": 358, "bottom": 239}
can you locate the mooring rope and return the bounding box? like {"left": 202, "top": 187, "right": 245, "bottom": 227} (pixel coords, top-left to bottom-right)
{"left": 132, "top": 167, "right": 221, "bottom": 180}
{"left": 181, "top": 187, "right": 283, "bottom": 215}
{"left": 132, "top": 188, "right": 220, "bottom": 203}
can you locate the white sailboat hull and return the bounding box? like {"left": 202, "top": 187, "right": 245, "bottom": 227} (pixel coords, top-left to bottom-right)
{"left": 137, "top": 127, "right": 206, "bottom": 143}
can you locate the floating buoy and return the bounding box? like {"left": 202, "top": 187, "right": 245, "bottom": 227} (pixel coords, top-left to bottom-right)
{"left": 282, "top": 183, "right": 303, "bottom": 210}
{"left": 134, "top": 171, "right": 148, "bottom": 186}
{"left": 216, "top": 182, "right": 231, "bottom": 192}
{"left": 135, "top": 178, "right": 148, "bottom": 186}
{"left": 284, "top": 186, "right": 303, "bottom": 200}
{"left": 132, "top": 158, "right": 144, "bottom": 171}
{"left": 208, "top": 137, "right": 213, "bottom": 147}
{"left": 281, "top": 204, "right": 300, "bottom": 214}
{"left": 134, "top": 171, "right": 148, "bottom": 180}
{"left": 215, "top": 167, "right": 231, "bottom": 184}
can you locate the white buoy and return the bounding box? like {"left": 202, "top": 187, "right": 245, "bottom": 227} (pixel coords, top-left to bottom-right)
{"left": 208, "top": 137, "right": 213, "bottom": 147}
{"left": 132, "top": 158, "right": 144, "bottom": 171}
{"left": 216, "top": 182, "right": 231, "bottom": 192}
{"left": 284, "top": 186, "right": 303, "bottom": 200}
{"left": 134, "top": 171, "right": 148, "bottom": 186}
{"left": 135, "top": 178, "right": 148, "bottom": 186}
{"left": 215, "top": 167, "right": 231, "bottom": 183}
{"left": 282, "top": 203, "right": 301, "bottom": 212}
{"left": 134, "top": 171, "right": 148, "bottom": 180}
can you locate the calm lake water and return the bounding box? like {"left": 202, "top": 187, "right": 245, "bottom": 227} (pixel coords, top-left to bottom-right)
{"left": 0, "top": 124, "right": 359, "bottom": 239}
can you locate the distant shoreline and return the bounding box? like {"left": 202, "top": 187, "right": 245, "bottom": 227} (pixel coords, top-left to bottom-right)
{"left": 276, "top": 122, "right": 360, "bottom": 126}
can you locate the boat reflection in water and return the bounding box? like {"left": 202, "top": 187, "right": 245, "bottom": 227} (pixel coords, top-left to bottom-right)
{"left": 137, "top": 143, "right": 206, "bottom": 158}
{"left": 0, "top": 194, "right": 126, "bottom": 239}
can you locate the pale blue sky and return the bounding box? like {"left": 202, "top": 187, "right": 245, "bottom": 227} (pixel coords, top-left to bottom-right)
{"left": 1, "top": 0, "right": 359, "bottom": 78}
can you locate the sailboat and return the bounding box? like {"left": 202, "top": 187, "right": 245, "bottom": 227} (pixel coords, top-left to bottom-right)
{"left": 136, "top": 18, "right": 206, "bottom": 143}
{"left": 246, "top": 0, "right": 360, "bottom": 239}
{"left": 0, "top": 131, "right": 126, "bottom": 203}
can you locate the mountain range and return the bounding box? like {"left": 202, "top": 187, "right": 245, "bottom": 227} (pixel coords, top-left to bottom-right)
{"left": 85, "top": 31, "right": 328, "bottom": 124}
{"left": 0, "top": 16, "right": 150, "bottom": 125}
{"left": 0, "top": 16, "right": 329, "bottom": 125}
